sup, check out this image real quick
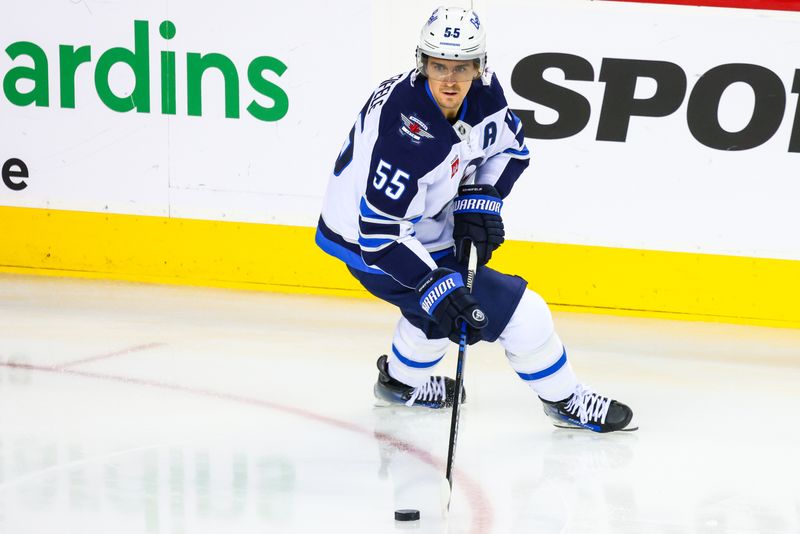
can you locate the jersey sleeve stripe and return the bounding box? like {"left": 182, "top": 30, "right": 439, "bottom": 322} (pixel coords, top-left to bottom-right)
{"left": 359, "top": 197, "right": 402, "bottom": 221}
{"left": 315, "top": 223, "right": 385, "bottom": 275}
{"left": 361, "top": 240, "right": 438, "bottom": 288}
{"left": 359, "top": 219, "right": 401, "bottom": 237}
{"left": 358, "top": 236, "right": 396, "bottom": 249}
{"left": 503, "top": 146, "right": 530, "bottom": 158}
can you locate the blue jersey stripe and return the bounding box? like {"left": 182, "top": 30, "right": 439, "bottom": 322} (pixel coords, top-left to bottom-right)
{"left": 358, "top": 236, "right": 395, "bottom": 248}
{"left": 503, "top": 146, "right": 530, "bottom": 157}
{"left": 458, "top": 95, "right": 468, "bottom": 121}
{"left": 359, "top": 197, "right": 397, "bottom": 221}
{"left": 362, "top": 241, "right": 436, "bottom": 288}
{"left": 318, "top": 217, "right": 456, "bottom": 281}
{"left": 315, "top": 226, "right": 385, "bottom": 274}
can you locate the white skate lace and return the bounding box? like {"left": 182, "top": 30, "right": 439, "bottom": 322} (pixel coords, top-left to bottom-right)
{"left": 564, "top": 384, "right": 611, "bottom": 425}
{"left": 405, "top": 376, "right": 447, "bottom": 407}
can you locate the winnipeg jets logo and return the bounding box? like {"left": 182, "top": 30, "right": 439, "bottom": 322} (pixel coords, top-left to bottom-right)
{"left": 400, "top": 113, "right": 435, "bottom": 144}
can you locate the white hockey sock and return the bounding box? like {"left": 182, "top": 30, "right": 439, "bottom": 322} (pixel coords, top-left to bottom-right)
{"left": 506, "top": 332, "right": 578, "bottom": 402}
{"left": 387, "top": 317, "right": 449, "bottom": 388}
{"left": 498, "top": 289, "right": 578, "bottom": 402}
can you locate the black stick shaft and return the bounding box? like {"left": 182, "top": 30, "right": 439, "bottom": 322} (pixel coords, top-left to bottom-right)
{"left": 444, "top": 243, "right": 477, "bottom": 501}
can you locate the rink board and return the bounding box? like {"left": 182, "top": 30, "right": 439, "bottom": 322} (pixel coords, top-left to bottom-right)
{"left": 3, "top": 0, "right": 800, "bottom": 328}
{"left": 1, "top": 205, "right": 799, "bottom": 328}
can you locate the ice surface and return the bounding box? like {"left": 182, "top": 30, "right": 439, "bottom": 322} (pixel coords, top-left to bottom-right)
{"left": 1, "top": 274, "right": 799, "bottom": 534}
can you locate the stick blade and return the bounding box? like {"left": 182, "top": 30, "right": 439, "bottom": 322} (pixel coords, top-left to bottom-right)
{"left": 440, "top": 477, "right": 452, "bottom": 517}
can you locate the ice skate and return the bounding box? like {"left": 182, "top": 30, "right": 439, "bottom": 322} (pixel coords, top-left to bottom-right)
{"left": 373, "top": 354, "right": 465, "bottom": 409}
{"left": 541, "top": 384, "right": 636, "bottom": 433}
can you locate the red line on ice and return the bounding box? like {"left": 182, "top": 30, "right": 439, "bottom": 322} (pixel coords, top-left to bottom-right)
{"left": 1, "top": 360, "right": 494, "bottom": 534}
{"left": 54, "top": 342, "right": 165, "bottom": 370}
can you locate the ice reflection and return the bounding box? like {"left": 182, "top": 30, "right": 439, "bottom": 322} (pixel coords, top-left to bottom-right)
{"left": 2, "top": 275, "right": 800, "bottom": 534}
{"left": 0, "top": 438, "right": 295, "bottom": 533}
{"left": 0, "top": 355, "right": 33, "bottom": 386}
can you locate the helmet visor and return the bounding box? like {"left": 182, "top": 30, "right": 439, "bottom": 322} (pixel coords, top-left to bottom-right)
{"left": 422, "top": 57, "right": 481, "bottom": 82}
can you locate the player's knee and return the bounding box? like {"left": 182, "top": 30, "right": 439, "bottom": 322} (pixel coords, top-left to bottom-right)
{"left": 499, "top": 289, "right": 555, "bottom": 356}
{"left": 397, "top": 318, "right": 449, "bottom": 347}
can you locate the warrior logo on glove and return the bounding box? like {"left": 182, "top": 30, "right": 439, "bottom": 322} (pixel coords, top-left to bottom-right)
{"left": 452, "top": 184, "right": 505, "bottom": 266}
{"left": 416, "top": 268, "right": 488, "bottom": 344}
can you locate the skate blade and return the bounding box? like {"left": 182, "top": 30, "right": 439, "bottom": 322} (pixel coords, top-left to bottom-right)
{"left": 373, "top": 397, "right": 398, "bottom": 408}
{"left": 373, "top": 397, "right": 453, "bottom": 410}
{"left": 552, "top": 422, "right": 639, "bottom": 433}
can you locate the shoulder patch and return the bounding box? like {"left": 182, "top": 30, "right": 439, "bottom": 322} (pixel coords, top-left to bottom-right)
{"left": 450, "top": 155, "right": 460, "bottom": 178}
{"left": 399, "top": 113, "right": 435, "bottom": 144}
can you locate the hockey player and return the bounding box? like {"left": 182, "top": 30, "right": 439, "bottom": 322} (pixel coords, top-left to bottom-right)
{"left": 315, "top": 6, "right": 635, "bottom": 432}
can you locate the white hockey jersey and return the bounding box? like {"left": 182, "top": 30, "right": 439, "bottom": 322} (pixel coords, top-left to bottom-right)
{"left": 316, "top": 69, "right": 530, "bottom": 288}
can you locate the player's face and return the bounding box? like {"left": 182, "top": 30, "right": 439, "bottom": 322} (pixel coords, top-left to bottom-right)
{"left": 425, "top": 58, "right": 478, "bottom": 120}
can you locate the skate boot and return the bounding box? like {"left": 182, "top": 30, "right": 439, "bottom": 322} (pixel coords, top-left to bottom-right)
{"left": 541, "top": 384, "right": 636, "bottom": 433}
{"left": 374, "top": 354, "right": 465, "bottom": 409}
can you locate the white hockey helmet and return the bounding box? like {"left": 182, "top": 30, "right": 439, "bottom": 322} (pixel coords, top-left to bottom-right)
{"left": 416, "top": 6, "right": 487, "bottom": 80}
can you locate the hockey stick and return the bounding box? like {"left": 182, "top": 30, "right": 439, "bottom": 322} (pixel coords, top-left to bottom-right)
{"left": 440, "top": 241, "right": 478, "bottom": 515}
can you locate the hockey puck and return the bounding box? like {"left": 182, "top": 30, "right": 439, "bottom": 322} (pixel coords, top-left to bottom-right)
{"left": 394, "top": 509, "right": 420, "bottom": 521}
